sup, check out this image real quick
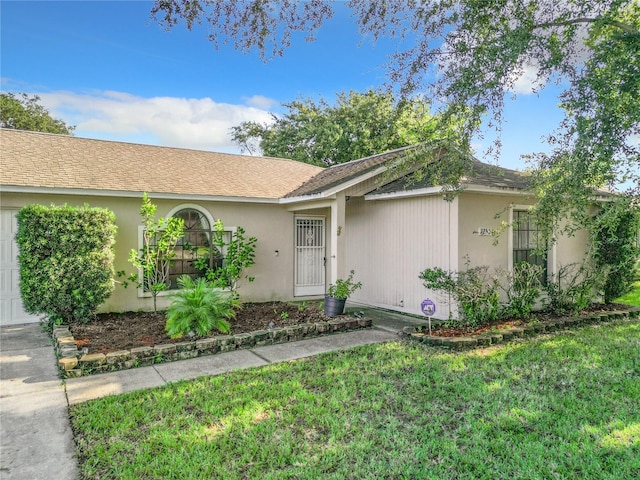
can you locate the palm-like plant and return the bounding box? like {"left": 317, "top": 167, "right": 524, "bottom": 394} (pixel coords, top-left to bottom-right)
{"left": 165, "top": 275, "right": 237, "bottom": 339}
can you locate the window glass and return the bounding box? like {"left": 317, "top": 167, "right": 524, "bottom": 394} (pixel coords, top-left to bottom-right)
{"left": 513, "top": 210, "right": 547, "bottom": 284}
{"left": 168, "top": 208, "right": 222, "bottom": 289}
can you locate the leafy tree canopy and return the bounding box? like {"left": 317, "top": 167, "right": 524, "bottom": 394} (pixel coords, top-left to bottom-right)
{"left": 153, "top": 0, "right": 639, "bottom": 240}
{"left": 231, "top": 89, "right": 459, "bottom": 167}
{"left": 0, "top": 92, "right": 74, "bottom": 134}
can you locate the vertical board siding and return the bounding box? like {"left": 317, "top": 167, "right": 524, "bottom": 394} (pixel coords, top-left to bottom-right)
{"left": 345, "top": 196, "right": 455, "bottom": 318}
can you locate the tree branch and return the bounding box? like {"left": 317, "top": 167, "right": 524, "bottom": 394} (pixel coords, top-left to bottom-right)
{"left": 538, "top": 17, "right": 638, "bottom": 34}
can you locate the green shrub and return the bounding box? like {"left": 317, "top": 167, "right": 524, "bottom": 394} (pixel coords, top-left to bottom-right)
{"left": 420, "top": 264, "right": 500, "bottom": 327}
{"left": 16, "top": 204, "right": 116, "bottom": 324}
{"left": 590, "top": 198, "right": 640, "bottom": 303}
{"left": 498, "top": 262, "right": 543, "bottom": 318}
{"left": 165, "top": 275, "right": 237, "bottom": 338}
{"left": 544, "top": 261, "right": 605, "bottom": 315}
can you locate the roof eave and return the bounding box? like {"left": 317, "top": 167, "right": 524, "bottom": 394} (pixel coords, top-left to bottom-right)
{"left": 365, "top": 183, "right": 532, "bottom": 201}
{"left": 0, "top": 185, "right": 281, "bottom": 204}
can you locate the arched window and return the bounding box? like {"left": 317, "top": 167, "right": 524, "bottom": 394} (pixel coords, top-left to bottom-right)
{"left": 168, "top": 207, "right": 222, "bottom": 289}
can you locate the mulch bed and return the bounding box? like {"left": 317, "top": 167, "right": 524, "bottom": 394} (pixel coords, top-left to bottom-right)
{"left": 424, "top": 303, "right": 631, "bottom": 337}
{"left": 70, "top": 302, "right": 329, "bottom": 354}
{"left": 70, "top": 301, "right": 632, "bottom": 355}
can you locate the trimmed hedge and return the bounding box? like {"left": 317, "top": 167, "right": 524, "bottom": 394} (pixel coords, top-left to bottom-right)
{"left": 16, "top": 204, "right": 117, "bottom": 323}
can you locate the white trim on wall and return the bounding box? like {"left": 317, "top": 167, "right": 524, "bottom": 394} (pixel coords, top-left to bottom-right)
{"left": 165, "top": 203, "right": 215, "bottom": 228}
{"left": 0, "top": 185, "right": 280, "bottom": 204}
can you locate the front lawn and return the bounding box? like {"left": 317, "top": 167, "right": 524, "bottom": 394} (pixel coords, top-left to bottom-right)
{"left": 616, "top": 281, "right": 640, "bottom": 307}
{"left": 71, "top": 320, "right": 640, "bottom": 479}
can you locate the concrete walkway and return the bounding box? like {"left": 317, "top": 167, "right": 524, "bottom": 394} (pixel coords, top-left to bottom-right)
{"left": 1, "top": 307, "right": 420, "bottom": 479}
{"left": 0, "top": 323, "right": 78, "bottom": 480}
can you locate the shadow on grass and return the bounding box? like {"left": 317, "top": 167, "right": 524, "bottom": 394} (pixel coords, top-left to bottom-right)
{"left": 71, "top": 320, "right": 640, "bottom": 479}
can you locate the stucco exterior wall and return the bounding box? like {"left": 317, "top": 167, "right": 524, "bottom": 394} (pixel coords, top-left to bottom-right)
{"left": 457, "top": 192, "right": 526, "bottom": 270}
{"left": 1, "top": 192, "right": 299, "bottom": 313}
{"left": 344, "top": 194, "right": 458, "bottom": 319}
{"left": 458, "top": 191, "right": 592, "bottom": 289}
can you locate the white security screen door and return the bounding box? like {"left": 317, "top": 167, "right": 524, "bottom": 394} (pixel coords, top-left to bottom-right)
{"left": 294, "top": 217, "right": 325, "bottom": 296}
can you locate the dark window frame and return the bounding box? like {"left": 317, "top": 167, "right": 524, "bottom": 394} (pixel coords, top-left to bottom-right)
{"left": 513, "top": 210, "right": 548, "bottom": 285}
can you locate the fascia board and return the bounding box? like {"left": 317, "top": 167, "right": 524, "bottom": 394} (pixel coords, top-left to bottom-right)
{"left": 365, "top": 186, "right": 444, "bottom": 201}
{"left": 285, "top": 200, "right": 335, "bottom": 212}
{"left": 365, "top": 183, "right": 530, "bottom": 201}
{"left": 0, "top": 185, "right": 280, "bottom": 204}
{"left": 279, "top": 192, "right": 327, "bottom": 204}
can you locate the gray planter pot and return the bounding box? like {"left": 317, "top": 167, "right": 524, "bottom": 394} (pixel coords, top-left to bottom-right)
{"left": 324, "top": 296, "right": 346, "bottom": 317}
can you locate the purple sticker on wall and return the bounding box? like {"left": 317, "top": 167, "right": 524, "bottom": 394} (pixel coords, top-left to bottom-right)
{"left": 421, "top": 299, "right": 436, "bottom": 316}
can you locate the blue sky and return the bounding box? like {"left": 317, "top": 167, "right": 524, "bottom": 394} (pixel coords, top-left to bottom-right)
{"left": 2, "top": 0, "right": 566, "bottom": 169}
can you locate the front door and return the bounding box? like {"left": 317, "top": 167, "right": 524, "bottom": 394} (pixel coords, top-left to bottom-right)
{"left": 294, "top": 216, "right": 325, "bottom": 296}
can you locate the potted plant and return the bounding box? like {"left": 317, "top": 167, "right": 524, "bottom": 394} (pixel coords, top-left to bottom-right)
{"left": 324, "top": 270, "right": 362, "bottom": 317}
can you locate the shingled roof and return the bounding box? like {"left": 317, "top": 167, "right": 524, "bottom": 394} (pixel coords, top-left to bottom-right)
{"left": 371, "top": 158, "right": 532, "bottom": 195}
{"left": 285, "top": 145, "right": 417, "bottom": 198}
{"left": 285, "top": 143, "right": 532, "bottom": 198}
{"left": 0, "top": 129, "right": 322, "bottom": 200}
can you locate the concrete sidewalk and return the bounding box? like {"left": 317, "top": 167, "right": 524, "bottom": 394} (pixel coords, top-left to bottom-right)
{"left": 0, "top": 323, "right": 78, "bottom": 480}
{"left": 1, "top": 308, "right": 417, "bottom": 479}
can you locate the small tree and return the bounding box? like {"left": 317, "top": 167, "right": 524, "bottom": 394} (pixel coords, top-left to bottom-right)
{"left": 16, "top": 204, "right": 116, "bottom": 324}
{"left": 201, "top": 220, "right": 257, "bottom": 299}
{"left": 128, "top": 193, "right": 184, "bottom": 311}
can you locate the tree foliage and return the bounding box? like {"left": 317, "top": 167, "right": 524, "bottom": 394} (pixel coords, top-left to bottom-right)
{"left": 0, "top": 92, "right": 74, "bottom": 134}
{"left": 231, "top": 89, "right": 455, "bottom": 166}
{"left": 128, "top": 193, "right": 185, "bottom": 312}
{"left": 590, "top": 197, "right": 640, "bottom": 303}
{"left": 152, "top": 0, "right": 639, "bottom": 239}
{"left": 201, "top": 220, "right": 257, "bottom": 298}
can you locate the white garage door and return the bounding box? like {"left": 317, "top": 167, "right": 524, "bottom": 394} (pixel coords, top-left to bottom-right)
{"left": 0, "top": 209, "right": 42, "bottom": 326}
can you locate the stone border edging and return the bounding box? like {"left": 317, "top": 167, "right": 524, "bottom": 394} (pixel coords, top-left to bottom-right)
{"left": 52, "top": 316, "right": 373, "bottom": 378}
{"left": 401, "top": 307, "right": 640, "bottom": 350}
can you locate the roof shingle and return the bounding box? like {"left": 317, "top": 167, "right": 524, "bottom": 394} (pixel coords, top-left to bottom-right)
{"left": 0, "top": 129, "right": 323, "bottom": 199}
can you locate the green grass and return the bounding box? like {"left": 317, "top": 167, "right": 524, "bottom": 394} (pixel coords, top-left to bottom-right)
{"left": 70, "top": 320, "right": 640, "bottom": 479}
{"left": 616, "top": 281, "right": 640, "bottom": 307}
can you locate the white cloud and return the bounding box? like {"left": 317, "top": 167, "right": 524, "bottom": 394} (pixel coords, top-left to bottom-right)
{"left": 243, "top": 95, "right": 278, "bottom": 110}
{"left": 511, "top": 63, "right": 543, "bottom": 95}
{"left": 35, "top": 90, "right": 275, "bottom": 153}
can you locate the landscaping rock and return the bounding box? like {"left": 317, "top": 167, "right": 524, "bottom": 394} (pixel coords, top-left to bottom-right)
{"left": 269, "top": 328, "right": 288, "bottom": 343}
{"left": 252, "top": 330, "right": 271, "bottom": 346}
{"left": 174, "top": 341, "right": 195, "bottom": 353}
{"left": 58, "top": 357, "right": 78, "bottom": 371}
{"left": 130, "top": 346, "right": 154, "bottom": 359}
{"left": 105, "top": 350, "right": 131, "bottom": 365}
{"left": 234, "top": 333, "right": 255, "bottom": 348}
{"left": 154, "top": 344, "right": 178, "bottom": 356}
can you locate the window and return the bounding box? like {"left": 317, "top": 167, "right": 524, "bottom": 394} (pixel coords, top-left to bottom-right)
{"left": 512, "top": 210, "right": 547, "bottom": 284}
{"left": 166, "top": 208, "right": 221, "bottom": 289}
{"left": 137, "top": 204, "right": 236, "bottom": 295}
